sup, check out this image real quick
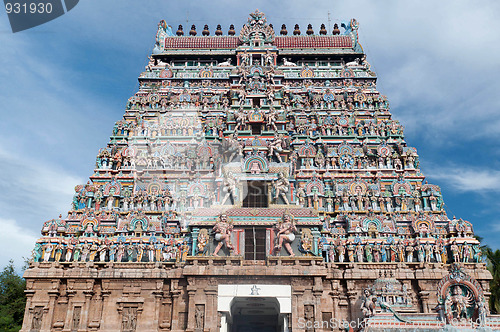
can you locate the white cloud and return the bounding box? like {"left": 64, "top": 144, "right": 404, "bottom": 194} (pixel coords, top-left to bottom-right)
{"left": 0, "top": 145, "right": 84, "bottom": 231}
{"left": 427, "top": 165, "right": 500, "bottom": 192}
{"left": 490, "top": 222, "right": 500, "bottom": 233}
{"left": 0, "top": 218, "right": 38, "bottom": 272}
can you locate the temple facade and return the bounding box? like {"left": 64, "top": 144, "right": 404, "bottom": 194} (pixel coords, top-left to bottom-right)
{"left": 22, "top": 10, "right": 499, "bottom": 332}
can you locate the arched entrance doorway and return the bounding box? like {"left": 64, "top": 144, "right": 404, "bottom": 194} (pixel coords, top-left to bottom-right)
{"left": 230, "top": 297, "right": 280, "bottom": 332}
{"left": 218, "top": 285, "right": 291, "bottom": 332}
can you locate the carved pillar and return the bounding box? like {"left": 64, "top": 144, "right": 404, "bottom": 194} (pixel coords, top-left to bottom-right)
{"left": 88, "top": 293, "right": 101, "bottom": 330}
{"left": 152, "top": 290, "right": 164, "bottom": 330}
{"left": 204, "top": 286, "right": 217, "bottom": 331}
{"left": 186, "top": 284, "right": 197, "bottom": 331}
{"left": 220, "top": 313, "right": 228, "bottom": 332}
{"left": 80, "top": 290, "right": 94, "bottom": 330}
{"left": 304, "top": 304, "right": 315, "bottom": 332}
{"left": 191, "top": 228, "right": 200, "bottom": 256}
{"left": 96, "top": 289, "right": 111, "bottom": 330}
{"left": 291, "top": 288, "right": 304, "bottom": 330}
{"left": 170, "top": 279, "right": 182, "bottom": 330}
{"left": 41, "top": 290, "right": 59, "bottom": 331}
{"left": 52, "top": 291, "right": 69, "bottom": 330}
{"left": 62, "top": 290, "right": 76, "bottom": 331}
{"left": 347, "top": 290, "right": 358, "bottom": 322}
{"left": 313, "top": 277, "right": 323, "bottom": 324}
{"left": 20, "top": 290, "right": 35, "bottom": 332}
{"left": 158, "top": 284, "right": 173, "bottom": 330}
{"left": 282, "top": 313, "right": 290, "bottom": 332}
{"left": 419, "top": 291, "right": 430, "bottom": 313}
{"left": 330, "top": 289, "right": 340, "bottom": 319}
{"left": 422, "top": 196, "right": 429, "bottom": 210}
{"left": 312, "top": 228, "right": 321, "bottom": 256}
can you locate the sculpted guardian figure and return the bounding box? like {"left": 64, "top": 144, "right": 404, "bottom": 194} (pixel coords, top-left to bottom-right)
{"left": 272, "top": 172, "right": 290, "bottom": 205}
{"left": 274, "top": 213, "right": 297, "bottom": 256}
{"left": 212, "top": 214, "right": 234, "bottom": 256}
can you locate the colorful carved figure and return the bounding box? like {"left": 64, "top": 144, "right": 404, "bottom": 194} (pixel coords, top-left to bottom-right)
{"left": 197, "top": 229, "right": 209, "bottom": 256}
{"left": 220, "top": 173, "right": 237, "bottom": 205}
{"left": 274, "top": 213, "right": 297, "bottom": 256}
{"left": 32, "top": 243, "right": 43, "bottom": 262}
{"left": 445, "top": 286, "right": 473, "bottom": 321}
{"left": 212, "top": 214, "right": 234, "bottom": 256}
{"left": 347, "top": 244, "right": 355, "bottom": 262}
{"left": 451, "top": 241, "right": 460, "bottom": 263}
{"left": 299, "top": 228, "right": 314, "bottom": 255}
{"left": 356, "top": 243, "right": 364, "bottom": 262}
{"left": 361, "top": 288, "right": 376, "bottom": 317}
{"left": 272, "top": 172, "right": 290, "bottom": 205}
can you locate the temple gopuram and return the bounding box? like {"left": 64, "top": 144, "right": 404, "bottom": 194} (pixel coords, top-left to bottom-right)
{"left": 21, "top": 10, "right": 500, "bottom": 332}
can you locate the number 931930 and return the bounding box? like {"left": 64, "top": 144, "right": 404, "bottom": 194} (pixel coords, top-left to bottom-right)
{"left": 5, "top": 2, "right": 53, "bottom": 14}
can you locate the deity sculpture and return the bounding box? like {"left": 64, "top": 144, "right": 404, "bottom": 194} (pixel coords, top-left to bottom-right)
{"left": 109, "top": 244, "right": 117, "bottom": 262}
{"left": 212, "top": 214, "right": 234, "bottom": 256}
{"left": 451, "top": 241, "right": 460, "bottom": 263}
{"left": 295, "top": 186, "right": 306, "bottom": 206}
{"left": 97, "top": 241, "right": 108, "bottom": 262}
{"left": 32, "top": 243, "right": 43, "bottom": 262}
{"left": 347, "top": 243, "right": 355, "bottom": 262}
{"left": 43, "top": 242, "right": 54, "bottom": 262}
{"left": 89, "top": 242, "right": 98, "bottom": 262}
{"left": 417, "top": 243, "right": 425, "bottom": 262}
{"left": 147, "top": 242, "right": 155, "bottom": 262}
{"left": 406, "top": 244, "right": 415, "bottom": 263}
{"left": 299, "top": 229, "right": 314, "bottom": 255}
{"left": 361, "top": 288, "right": 376, "bottom": 317}
{"left": 272, "top": 172, "right": 290, "bottom": 205}
{"left": 54, "top": 243, "right": 64, "bottom": 262}
{"left": 137, "top": 240, "right": 146, "bottom": 262}
{"left": 445, "top": 286, "right": 474, "bottom": 322}
{"left": 220, "top": 172, "right": 237, "bottom": 205}
{"left": 356, "top": 243, "right": 364, "bottom": 262}
{"left": 81, "top": 241, "right": 90, "bottom": 262}
{"left": 461, "top": 242, "right": 471, "bottom": 263}
{"left": 116, "top": 242, "right": 125, "bottom": 262}
{"left": 196, "top": 229, "right": 209, "bottom": 256}
{"left": 337, "top": 242, "right": 346, "bottom": 262}
{"left": 365, "top": 244, "right": 373, "bottom": 262}
{"left": 273, "top": 213, "right": 297, "bottom": 256}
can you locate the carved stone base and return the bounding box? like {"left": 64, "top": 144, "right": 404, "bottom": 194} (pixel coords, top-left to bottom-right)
{"left": 20, "top": 262, "right": 497, "bottom": 331}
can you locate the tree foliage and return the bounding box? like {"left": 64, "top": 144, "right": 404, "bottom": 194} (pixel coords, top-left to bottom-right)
{"left": 485, "top": 248, "right": 500, "bottom": 314}
{"left": 475, "top": 235, "right": 500, "bottom": 313}
{"left": 0, "top": 260, "right": 26, "bottom": 332}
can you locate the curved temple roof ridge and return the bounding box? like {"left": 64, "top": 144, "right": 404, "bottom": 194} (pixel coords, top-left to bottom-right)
{"left": 153, "top": 10, "right": 361, "bottom": 53}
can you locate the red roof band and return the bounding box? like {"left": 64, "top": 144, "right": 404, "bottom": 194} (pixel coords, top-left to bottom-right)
{"left": 163, "top": 35, "right": 353, "bottom": 50}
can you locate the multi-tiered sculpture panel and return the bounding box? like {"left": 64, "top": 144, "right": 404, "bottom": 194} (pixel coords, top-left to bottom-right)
{"left": 22, "top": 10, "right": 497, "bottom": 332}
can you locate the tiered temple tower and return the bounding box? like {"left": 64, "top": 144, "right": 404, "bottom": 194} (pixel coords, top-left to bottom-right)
{"left": 22, "top": 10, "right": 499, "bottom": 332}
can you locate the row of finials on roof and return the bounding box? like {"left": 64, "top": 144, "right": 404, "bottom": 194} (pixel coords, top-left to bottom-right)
{"left": 175, "top": 23, "right": 343, "bottom": 37}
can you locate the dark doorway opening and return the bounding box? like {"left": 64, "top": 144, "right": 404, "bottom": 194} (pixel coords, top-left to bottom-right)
{"left": 243, "top": 181, "right": 268, "bottom": 208}
{"left": 244, "top": 227, "right": 267, "bottom": 260}
{"left": 230, "top": 297, "right": 280, "bottom": 332}
{"left": 251, "top": 123, "right": 262, "bottom": 135}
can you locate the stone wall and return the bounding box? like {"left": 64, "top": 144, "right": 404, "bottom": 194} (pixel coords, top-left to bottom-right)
{"left": 21, "top": 260, "right": 492, "bottom": 331}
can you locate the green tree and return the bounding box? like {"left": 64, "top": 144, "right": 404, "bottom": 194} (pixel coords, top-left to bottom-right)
{"left": 474, "top": 236, "right": 500, "bottom": 313}
{"left": 486, "top": 248, "right": 500, "bottom": 314}
{"left": 0, "top": 260, "right": 26, "bottom": 332}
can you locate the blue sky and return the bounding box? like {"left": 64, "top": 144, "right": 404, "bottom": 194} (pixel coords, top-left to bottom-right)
{"left": 0, "top": 0, "right": 499, "bottom": 270}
